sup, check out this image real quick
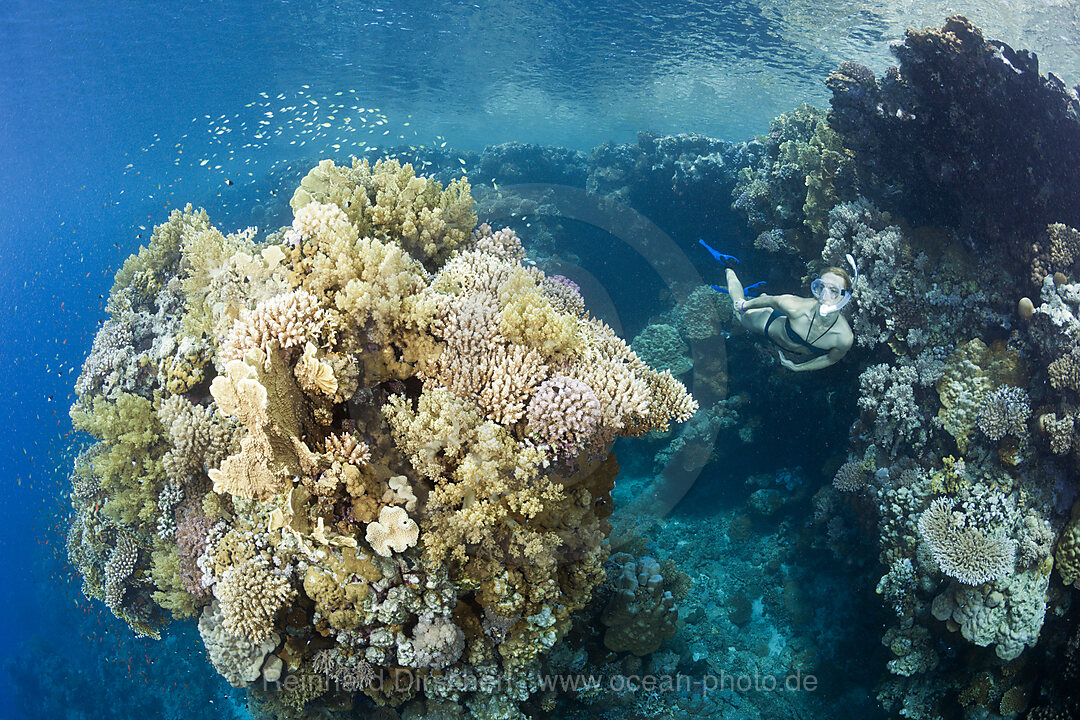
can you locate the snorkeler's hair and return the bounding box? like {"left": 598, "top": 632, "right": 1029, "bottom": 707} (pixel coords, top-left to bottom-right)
{"left": 821, "top": 266, "right": 852, "bottom": 291}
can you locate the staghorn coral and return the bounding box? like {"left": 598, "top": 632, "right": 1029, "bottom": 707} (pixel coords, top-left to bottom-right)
{"left": 175, "top": 498, "right": 214, "bottom": 599}
{"left": 857, "top": 363, "right": 927, "bottom": 451}
{"left": 158, "top": 395, "right": 234, "bottom": 486}
{"left": 820, "top": 198, "right": 910, "bottom": 349}
{"left": 424, "top": 291, "right": 550, "bottom": 425}
{"left": 324, "top": 431, "right": 370, "bottom": 467}
{"left": 1048, "top": 347, "right": 1080, "bottom": 392}
{"left": 539, "top": 274, "right": 586, "bottom": 318}
{"left": 882, "top": 624, "right": 938, "bottom": 677}
{"left": 1039, "top": 411, "right": 1074, "bottom": 455}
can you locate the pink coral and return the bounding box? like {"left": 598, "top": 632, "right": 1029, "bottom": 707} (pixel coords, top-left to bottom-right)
{"left": 526, "top": 376, "right": 601, "bottom": 457}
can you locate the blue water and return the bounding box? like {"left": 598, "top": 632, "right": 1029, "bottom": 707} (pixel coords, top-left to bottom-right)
{"left": 4, "top": 2, "right": 1079, "bottom": 719}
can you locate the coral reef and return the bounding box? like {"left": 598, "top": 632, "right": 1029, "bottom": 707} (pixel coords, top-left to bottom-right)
{"left": 732, "top": 104, "right": 856, "bottom": 258}
{"left": 66, "top": 158, "right": 696, "bottom": 719}
{"left": 826, "top": 16, "right": 1080, "bottom": 253}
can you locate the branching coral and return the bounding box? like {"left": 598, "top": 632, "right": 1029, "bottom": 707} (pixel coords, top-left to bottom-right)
{"left": 214, "top": 556, "right": 296, "bottom": 642}
{"left": 833, "top": 460, "right": 868, "bottom": 492}
{"left": 198, "top": 599, "right": 281, "bottom": 688}
{"left": 731, "top": 104, "right": 856, "bottom": 258}
{"left": 1031, "top": 223, "right": 1080, "bottom": 287}
{"left": 221, "top": 289, "right": 325, "bottom": 365}
{"left": 936, "top": 340, "right": 1025, "bottom": 453}
{"left": 821, "top": 198, "right": 910, "bottom": 349}
{"left": 977, "top": 386, "right": 1030, "bottom": 441}
{"left": 526, "top": 376, "right": 602, "bottom": 458}
{"left": 290, "top": 157, "right": 475, "bottom": 266}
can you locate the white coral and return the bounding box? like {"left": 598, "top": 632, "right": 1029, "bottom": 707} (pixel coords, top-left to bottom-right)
{"left": 366, "top": 505, "right": 419, "bottom": 557}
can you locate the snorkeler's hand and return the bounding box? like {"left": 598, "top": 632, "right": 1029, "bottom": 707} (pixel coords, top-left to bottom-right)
{"left": 777, "top": 350, "right": 797, "bottom": 370}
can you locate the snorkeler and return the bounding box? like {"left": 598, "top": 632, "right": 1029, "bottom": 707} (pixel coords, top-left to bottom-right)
{"left": 725, "top": 255, "right": 856, "bottom": 372}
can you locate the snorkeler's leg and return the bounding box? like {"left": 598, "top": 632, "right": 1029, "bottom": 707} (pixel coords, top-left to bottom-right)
{"left": 726, "top": 269, "right": 771, "bottom": 334}
{"left": 725, "top": 268, "right": 745, "bottom": 308}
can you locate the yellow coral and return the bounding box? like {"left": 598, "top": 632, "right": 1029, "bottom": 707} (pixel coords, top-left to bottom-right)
{"left": 937, "top": 339, "right": 1025, "bottom": 452}
{"left": 499, "top": 289, "right": 580, "bottom": 360}
{"left": 383, "top": 387, "right": 481, "bottom": 481}
{"left": 158, "top": 344, "right": 210, "bottom": 396}
{"left": 291, "top": 157, "right": 475, "bottom": 265}
{"left": 69, "top": 392, "right": 165, "bottom": 530}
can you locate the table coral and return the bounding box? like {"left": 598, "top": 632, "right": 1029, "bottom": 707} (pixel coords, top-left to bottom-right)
{"left": 918, "top": 497, "right": 1016, "bottom": 586}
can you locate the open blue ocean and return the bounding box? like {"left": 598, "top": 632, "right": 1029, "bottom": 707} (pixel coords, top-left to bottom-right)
{"left": 4, "top": 2, "right": 1080, "bottom": 719}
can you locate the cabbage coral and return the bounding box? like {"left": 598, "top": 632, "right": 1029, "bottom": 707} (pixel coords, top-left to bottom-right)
{"left": 65, "top": 158, "right": 696, "bottom": 719}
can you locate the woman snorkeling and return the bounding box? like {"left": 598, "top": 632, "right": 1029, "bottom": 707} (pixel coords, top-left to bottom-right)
{"left": 720, "top": 251, "right": 856, "bottom": 372}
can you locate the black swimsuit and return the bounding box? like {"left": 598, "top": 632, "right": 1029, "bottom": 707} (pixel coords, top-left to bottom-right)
{"left": 764, "top": 310, "right": 836, "bottom": 357}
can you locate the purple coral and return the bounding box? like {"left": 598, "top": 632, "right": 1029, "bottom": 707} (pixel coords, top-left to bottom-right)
{"left": 175, "top": 499, "right": 214, "bottom": 599}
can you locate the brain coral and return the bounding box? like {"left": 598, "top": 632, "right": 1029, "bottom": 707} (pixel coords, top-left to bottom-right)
{"left": 65, "top": 158, "right": 697, "bottom": 720}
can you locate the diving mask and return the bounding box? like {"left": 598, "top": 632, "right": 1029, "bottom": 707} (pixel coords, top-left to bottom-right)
{"left": 812, "top": 254, "right": 858, "bottom": 315}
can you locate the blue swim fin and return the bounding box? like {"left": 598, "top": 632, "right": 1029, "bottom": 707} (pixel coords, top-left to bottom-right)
{"left": 712, "top": 280, "right": 766, "bottom": 298}
{"left": 699, "top": 239, "right": 739, "bottom": 266}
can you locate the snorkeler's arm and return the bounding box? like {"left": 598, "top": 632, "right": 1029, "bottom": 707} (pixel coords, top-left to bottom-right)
{"left": 740, "top": 293, "right": 803, "bottom": 314}
{"left": 778, "top": 338, "right": 851, "bottom": 372}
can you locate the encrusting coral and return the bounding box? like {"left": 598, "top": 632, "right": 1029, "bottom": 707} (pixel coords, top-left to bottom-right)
{"left": 65, "top": 157, "right": 696, "bottom": 719}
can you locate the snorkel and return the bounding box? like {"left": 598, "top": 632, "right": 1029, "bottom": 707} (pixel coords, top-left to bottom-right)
{"left": 814, "top": 254, "right": 858, "bottom": 316}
